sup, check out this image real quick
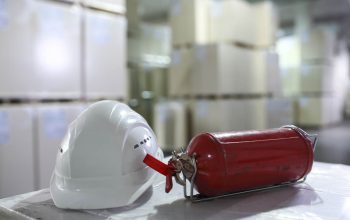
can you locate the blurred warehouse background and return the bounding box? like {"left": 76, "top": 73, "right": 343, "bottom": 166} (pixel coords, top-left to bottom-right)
{"left": 1, "top": 0, "right": 350, "bottom": 198}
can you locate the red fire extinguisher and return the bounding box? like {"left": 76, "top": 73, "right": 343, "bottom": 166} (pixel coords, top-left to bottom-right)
{"left": 144, "top": 125, "right": 317, "bottom": 201}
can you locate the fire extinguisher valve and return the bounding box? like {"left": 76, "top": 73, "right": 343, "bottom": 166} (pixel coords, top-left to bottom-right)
{"left": 169, "top": 152, "right": 196, "bottom": 187}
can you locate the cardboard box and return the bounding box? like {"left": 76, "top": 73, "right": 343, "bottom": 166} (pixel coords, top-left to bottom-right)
{"left": 0, "top": 0, "right": 81, "bottom": 99}
{"left": 266, "top": 98, "right": 294, "bottom": 128}
{"left": 170, "top": 0, "right": 277, "bottom": 47}
{"left": 0, "top": 1, "right": 35, "bottom": 98}
{"left": 170, "top": 0, "right": 209, "bottom": 46}
{"left": 266, "top": 51, "right": 282, "bottom": 96}
{"left": 301, "top": 28, "right": 335, "bottom": 62}
{"left": 254, "top": 1, "right": 278, "bottom": 48}
{"left": 0, "top": 105, "right": 35, "bottom": 198}
{"left": 296, "top": 96, "right": 334, "bottom": 127}
{"left": 168, "top": 47, "right": 193, "bottom": 97}
{"left": 191, "top": 98, "right": 267, "bottom": 135}
{"left": 209, "top": 0, "right": 276, "bottom": 47}
{"left": 85, "top": 9, "right": 127, "bottom": 100}
{"left": 36, "top": 103, "right": 84, "bottom": 189}
{"left": 192, "top": 44, "right": 269, "bottom": 96}
{"left": 280, "top": 68, "right": 301, "bottom": 97}
{"left": 33, "top": 0, "right": 81, "bottom": 99}
{"left": 128, "top": 23, "right": 171, "bottom": 65}
{"left": 153, "top": 101, "right": 188, "bottom": 152}
{"left": 300, "top": 64, "right": 333, "bottom": 94}
{"left": 209, "top": 0, "right": 253, "bottom": 46}
{"left": 276, "top": 35, "right": 302, "bottom": 69}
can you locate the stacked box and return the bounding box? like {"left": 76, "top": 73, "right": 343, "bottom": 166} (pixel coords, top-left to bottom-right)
{"left": 0, "top": 0, "right": 81, "bottom": 99}
{"left": 280, "top": 68, "right": 301, "bottom": 97}
{"left": 192, "top": 98, "right": 294, "bottom": 134}
{"left": 300, "top": 28, "right": 335, "bottom": 62}
{"left": 300, "top": 64, "right": 333, "bottom": 94}
{"left": 277, "top": 27, "right": 348, "bottom": 127}
{"left": 0, "top": 1, "right": 35, "bottom": 98}
{"left": 296, "top": 96, "right": 334, "bottom": 127}
{"left": 0, "top": 105, "right": 35, "bottom": 198}
{"left": 191, "top": 44, "right": 269, "bottom": 96}
{"left": 153, "top": 101, "right": 188, "bottom": 152}
{"left": 169, "top": 44, "right": 279, "bottom": 97}
{"left": 170, "top": 0, "right": 277, "bottom": 47}
{"left": 266, "top": 98, "right": 294, "bottom": 128}
{"left": 266, "top": 51, "right": 282, "bottom": 96}
{"left": 128, "top": 22, "right": 171, "bottom": 66}
{"left": 0, "top": 0, "right": 128, "bottom": 100}
{"left": 209, "top": 0, "right": 276, "bottom": 47}
{"left": 36, "top": 103, "right": 85, "bottom": 189}
{"left": 33, "top": 0, "right": 81, "bottom": 99}
{"left": 85, "top": 8, "right": 128, "bottom": 100}
{"left": 168, "top": 48, "right": 193, "bottom": 97}
{"left": 191, "top": 99, "right": 267, "bottom": 135}
{"left": 170, "top": 0, "right": 210, "bottom": 46}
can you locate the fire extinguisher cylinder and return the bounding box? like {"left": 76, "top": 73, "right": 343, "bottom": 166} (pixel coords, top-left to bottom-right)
{"left": 186, "top": 126, "right": 315, "bottom": 197}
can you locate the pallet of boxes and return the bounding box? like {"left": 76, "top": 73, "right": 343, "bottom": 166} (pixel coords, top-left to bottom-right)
{"left": 298, "top": 29, "right": 350, "bottom": 127}
{"left": 278, "top": 28, "right": 349, "bottom": 127}
{"left": 0, "top": 0, "right": 127, "bottom": 197}
{"left": 158, "top": 0, "right": 293, "bottom": 153}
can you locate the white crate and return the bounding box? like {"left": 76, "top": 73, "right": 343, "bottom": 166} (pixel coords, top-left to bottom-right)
{"left": 85, "top": 9, "right": 127, "bottom": 100}
{"left": 296, "top": 96, "right": 337, "bottom": 127}
{"left": 277, "top": 28, "right": 335, "bottom": 63}
{"left": 0, "top": 105, "right": 35, "bottom": 198}
{"left": 276, "top": 35, "right": 302, "bottom": 69}
{"left": 266, "top": 98, "right": 294, "bottom": 128}
{"left": 280, "top": 68, "right": 301, "bottom": 97}
{"left": 192, "top": 44, "right": 269, "bottom": 95}
{"left": 266, "top": 51, "right": 282, "bottom": 96}
{"left": 153, "top": 101, "right": 188, "bottom": 152}
{"left": 32, "top": 0, "right": 81, "bottom": 99}
{"left": 254, "top": 1, "right": 278, "bottom": 48}
{"left": 301, "top": 28, "right": 335, "bottom": 62}
{"left": 170, "top": 0, "right": 277, "bottom": 47}
{"left": 0, "top": 0, "right": 35, "bottom": 98}
{"left": 209, "top": 0, "right": 277, "bottom": 47}
{"left": 168, "top": 47, "right": 193, "bottom": 97}
{"left": 190, "top": 99, "right": 221, "bottom": 134}
{"left": 128, "top": 22, "right": 171, "bottom": 65}
{"left": 0, "top": 0, "right": 81, "bottom": 99}
{"left": 191, "top": 98, "right": 267, "bottom": 134}
{"left": 36, "top": 103, "right": 85, "bottom": 189}
{"left": 300, "top": 64, "right": 333, "bottom": 94}
{"left": 170, "top": 0, "right": 210, "bottom": 46}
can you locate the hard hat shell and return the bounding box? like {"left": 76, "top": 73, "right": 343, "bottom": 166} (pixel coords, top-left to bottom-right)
{"left": 50, "top": 100, "right": 163, "bottom": 209}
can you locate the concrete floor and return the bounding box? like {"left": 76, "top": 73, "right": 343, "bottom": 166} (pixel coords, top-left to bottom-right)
{"left": 305, "top": 119, "right": 350, "bottom": 165}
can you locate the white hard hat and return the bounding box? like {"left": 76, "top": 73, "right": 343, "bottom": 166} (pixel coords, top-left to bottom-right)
{"left": 50, "top": 100, "right": 163, "bottom": 209}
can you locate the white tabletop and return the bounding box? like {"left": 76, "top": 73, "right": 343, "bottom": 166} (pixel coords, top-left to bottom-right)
{"left": 1, "top": 161, "right": 350, "bottom": 220}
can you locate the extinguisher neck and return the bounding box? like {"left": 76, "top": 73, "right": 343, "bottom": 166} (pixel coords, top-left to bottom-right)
{"left": 282, "top": 125, "right": 318, "bottom": 151}
{"left": 169, "top": 152, "right": 197, "bottom": 185}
